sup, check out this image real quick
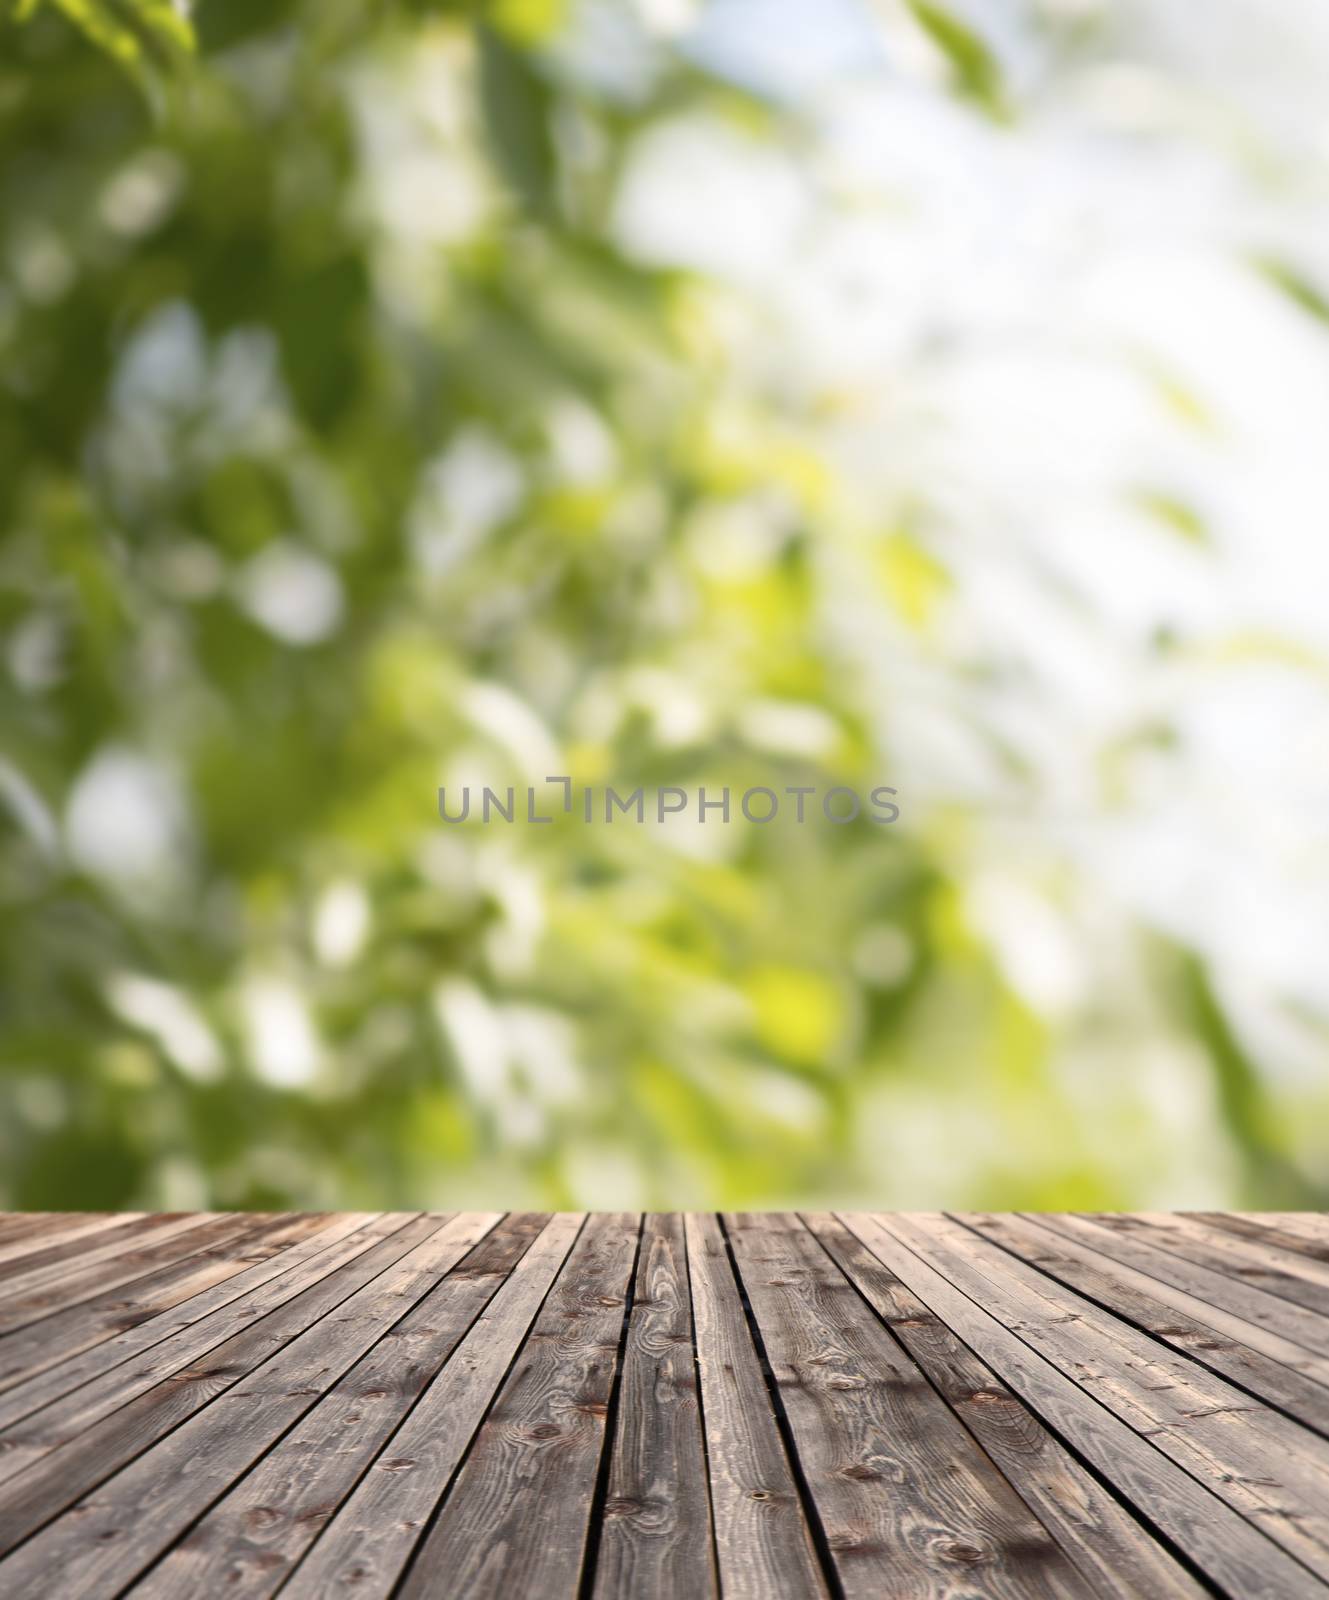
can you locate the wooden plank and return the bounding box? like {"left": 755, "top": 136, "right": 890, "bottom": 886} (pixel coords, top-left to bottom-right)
{"left": 0, "top": 1213, "right": 423, "bottom": 1541}
{"left": 0, "top": 1214, "right": 148, "bottom": 1274}
{"left": 0, "top": 1215, "right": 500, "bottom": 1598}
{"left": 808, "top": 1214, "right": 1203, "bottom": 1600}
{"left": 1208, "top": 1214, "right": 1329, "bottom": 1247}
{"left": 961, "top": 1213, "right": 1329, "bottom": 1436}
{"left": 130, "top": 1214, "right": 550, "bottom": 1599}
{"left": 1033, "top": 1213, "right": 1329, "bottom": 1385}
{"left": 913, "top": 1216, "right": 1329, "bottom": 1558}
{"left": 0, "top": 1214, "right": 209, "bottom": 1301}
{"left": 841, "top": 1212, "right": 1327, "bottom": 1600}
{"left": 0, "top": 1216, "right": 75, "bottom": 1246}
{"left": 0, "top": 1213, "right": 313, "bottom": 1394}
{"left": 1034, "top": 1212, "right": 1329, "bottom": 1363}
{"left": 1157, "top": 1212, "right": 1329, "bottom": 1292}
{"left": 1090, "top": 1214, "right": 1329, "bottom": 1320}
{"left": 0, "top": 1213, "right": 229, "bottom": 1333}
{"left": 870, "top": 1215, "right": 1329, "bottom": 1589}
{"left": 724, "top": 1212, "right": 1083, "bottom": 1600}
{"left": 393, "top": 1212, "right": 640, "bottom": 1600}
{"left": 0, "top": 1208, "right": 1322, "bottom": 1599}
{"left": 0, "top": 1213, "right": 380, "bottom": 1437}
{"left": 1191, "top": 1213, "right": 1329, "bottom": 1265}
{"left": 282, "top": 1213, "right": 586, "bottom": 1600}
{"left": 684, "top": 1212, "right": 827, "bottom": 1600}
{"left": 592, "top": 1212, "right": 716, "bottom": 1600}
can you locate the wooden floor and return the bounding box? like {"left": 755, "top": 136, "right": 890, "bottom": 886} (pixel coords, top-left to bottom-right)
{"left": 0, "top": 1215, "right": 1327, "bottom": 1597}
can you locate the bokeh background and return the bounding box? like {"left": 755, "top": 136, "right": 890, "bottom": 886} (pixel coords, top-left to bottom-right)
{"left": 3, "top": 0, "right": 1328, "bottom": 1212}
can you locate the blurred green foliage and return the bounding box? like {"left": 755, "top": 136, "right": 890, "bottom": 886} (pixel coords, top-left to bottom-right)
{"left": 0, "top": 0, "right": 1323, "bottom": 1211}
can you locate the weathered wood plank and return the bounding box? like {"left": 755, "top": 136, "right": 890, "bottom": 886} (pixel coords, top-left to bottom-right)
{"left": 0, "top": 1213, "right": 423, "bottom": 1541}
{"left": 0, "top": 1216, "right": 77, "bottom": 1246}
{"left": 0, "top": 1216, "right": 157, "bottom": 1283}
{"left": 0, "top": 1214, "right": 227, "bottom": 1332}
{"left": 844, "top": 1213, "right": 1327, "bottom": 1599}
{"left": 1227, "top": 1215, "right": 1329, "bottom": 1246}
{"left": 130, "top": 1214, "right": 549, "bottom": 1599}
{"left": 1033, "top": 1212, "right": 1329, "bottom": 1364}
{"left": 0, "top": 1215, "right": 148, "bottom": 1275}
{"left": 1191, "top": 1213, "right": 1329, "bottom": 1265}
{"left": 0, "top": 1210, "right": 1322, "bottom": 1600}
{"left": 961, "top": 1213, "right": 1329, "bottom": 1435}
{"left": 592, "top": 1212, "right": 716, "bottom": 1600}
{"left": 898, "top": 1216, "right": 1329, "bottom": 1575}
{"left": 807, "top": 1214, "right": 1204, "bottom": 1599}
{"left": 0, "top": 1213, "right": 380, "bottom": 1437}
{"left": 393, "top": 1212, "right": 640, "bottom": 1600}
{"left": 0, "top": 1215, "right": 500, "bottom": 1598}
{"left": 726, "top": 1212, "right": 1085, "bottom": 1599}
{"left": 282, "top": 1212, "right": 586, "bottom": 1599}
{"left": 0, "top": 1213, "right": 314, "bottom": 1395}
{"left": 0, "top": 1215, "right": 209, "bottom": 1297}
{"left": 1157, "top": 1213, "right": 1329, "bottom": 1293}
{"left": 1091, "top": 1214, "right": 1329, "bottom": 1321}
{"left": 684, "top": 1212, "right": 827, "bottom": 1600}
{"left": 869, "top": 1214, "right": 1329, "bottom": 1592}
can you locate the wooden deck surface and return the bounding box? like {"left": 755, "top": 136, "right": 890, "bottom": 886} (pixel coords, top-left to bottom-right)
{"left": 0, "top": 1212, "right": 1327, "bottom": 1597}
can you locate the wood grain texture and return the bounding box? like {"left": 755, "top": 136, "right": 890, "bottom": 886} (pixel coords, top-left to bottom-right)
{"left": 726, "top": 1212, "right": 1084, "bottom": 1599}
{"left": 281, "top": 1212, "right": 587, "bottom": 1600}
{"left": 1219, "top": 1214, "right": 1329, "bottom": 1248}
{"left": 685, "top": 1211, "right": 827, "bottom": 1600}
{"left": 0, "top": 1216, "right": 148, "bottom": 1276}
{"left": 0, "top": 1213, "right": 425, "bottom": 1541}
{"left": 0, "top": 1210, "right": 1323, "bottom": 1599}
{"left": 1191, "top": 1212, "right": 1329, "bottom": 1264}
{"left": 0, "top": 1213, "right": 380, "bottom": 1436}
{"left": 132, "top": 1213, "right": 549, "bottom": 1599}
{"left": 0, "top": 1216, "right": 500, "bottom": 1599}
{"left": 395, "top": 1211, "right": 640, "bottom": 1600}
{"left": 592, "top": 1212, "right": 715, "bottom": 1599}
{"left": 0, "top": 1213, "right": 318, "bottom": 1395}
{"left": 1028, "top": 1211, "right": 1329, "bottom": 1365}
{"left": 0, "top": 1214, "right": 226, "bottom": 1333}
{"left": 850, "top": 1213, "right": 1329, "bottom": 1599}
{"left": 1093, "top": 1213, "right": 1329, "bottom": 1319}
{"left": 884, "top": 1215, "right": 1329, "bottom": 1581}
{"left": 806, "top": 1213, "right": 1203, "bottom": 1600}
{"left": 962, "top": 1212, "right": 1329, "bottom": 1436}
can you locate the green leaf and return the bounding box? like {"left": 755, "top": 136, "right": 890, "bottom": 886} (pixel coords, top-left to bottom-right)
{"left": 1254, "top": 255, "right": 1329, "bottom": 325}
{"left": 488, "top": 0, "right": 567, "bottom": 46}
{"left": 477, "top": 23, "right": 557, "bottom": 219}
{"left": 14, "top": 0, "right": 194, "bottom": 98}
{"left": 18, "top": 0, "right": 193, "bottom": 61}
{"left": 907, "top": 2, "right": 1007, "bottom": 118}
{"left": 1177, "top": 950, "right": 1321, "bottom": 1206}
{"left": 1133, "top": 489, "right": 1209, "bottom": 546}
